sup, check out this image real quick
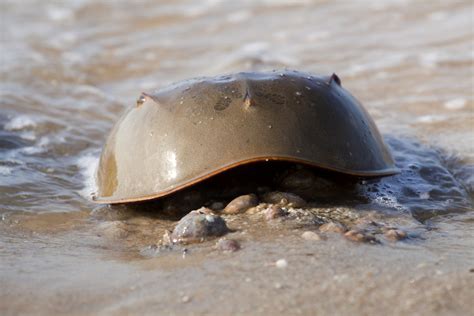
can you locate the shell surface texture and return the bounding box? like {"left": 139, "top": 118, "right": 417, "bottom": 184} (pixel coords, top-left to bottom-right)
{"left": 95, "top": 70, "right": 398, "bottom": 204}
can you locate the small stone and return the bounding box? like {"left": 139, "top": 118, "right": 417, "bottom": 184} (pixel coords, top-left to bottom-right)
{"left": 264, "top": 205, "right": 286, "bottom": 220}
{"left": 301, "top": 231, "right": 323, "bottom": 241}
{"left": 216, "top": 238, "right": 241, "bottom": 252}
{"left": 171, "top": 207, "right": 229, "bottom": 244}
{"left": 98, "top": 221, "right": 129, "bottom": 239}
{"left": 384, "top": 228, "right": 407, "bottom": 241}
{"left": 275, "top": 258, "right": 288, "bottom": 269}
{"left": 222, "top": 194, "right": 258, "bottom": 214}
{"left": 209, "top": 201, "right": 225, "bottom": 211}
{"left": 162, "top": 230, "right": 172, "bottom": 245}
{"left": 182, "top": 296, "right": 191, "bottom": 303}
{"left": 319, "top": 222, "right": 347, "bottom": 234}
{"left": 279, "top": 168, "right": 317, "bottom": 190}
{"left": 262, "top": 191, "right": 307, "bottom": 207}
{"left": 344, "top": 229, "right": 377, "bottom": 243}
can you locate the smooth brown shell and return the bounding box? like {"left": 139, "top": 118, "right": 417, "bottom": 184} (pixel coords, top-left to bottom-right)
{"left": 95, "top": 70, "right": 398, "bottom": 204}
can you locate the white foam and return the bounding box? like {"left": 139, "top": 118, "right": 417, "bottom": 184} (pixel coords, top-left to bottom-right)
{"left": 77, "top": 151, "right": 100, "bottom": 200}
{"left": 419, "top": 192, "right": 430, "bottom": 199}
{"left": 4, "top": 115, "right": 36, "bottom": 131}
{"left": 19, "top": 131, "right": 37, "bottom": 141}
{"left": 240, "top": 42, "right": 269, "bottom": 54}
{"left": 20, "top": 137, "right": 50, "bottom": 155}
{"left": 416, "top": 114, "right": 446, "bottom": 124}
{"left": 444, "top": 98, "right": 466, "bottom": 110}
{"left": 47, "top": 6, "right": 74, "bottom": 22}
{"left": 226, "top": 11, "right": 251, "bottom": 23}
{"left": 373, "top": 194, "right": 405, "bottom": 211}
{"left": 419, "top": 52, "right": 439, "bottom": 68}
{"left": 429, "top": 11, "right": 447, "bottom": 21}
{"left": 0, "top": 166, "right": 12, "bottom": 176}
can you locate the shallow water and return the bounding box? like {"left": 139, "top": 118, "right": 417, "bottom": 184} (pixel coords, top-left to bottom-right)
{"left": 1, "top": 0, "right": 473, "bottom": 315}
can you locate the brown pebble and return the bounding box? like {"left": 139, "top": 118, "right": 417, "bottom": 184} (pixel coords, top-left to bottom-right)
{"left": 319, "top": 222, "right": 347, "bottom": 234}
{"left": 301, "top": 231, "right": 324, "bottom": 241}
{"left": 216, "top": 238, "right": 241, "bottom": 252}
{"left": 264, "top": 205, "right": 286, "bottom": 220}
{"left": 344, "top": 229, "right": 377, "bottom": 243}
{"left": 384, "top": 228, "right": 407, "bottom": 241}
{"left": 222, "top": 194, "right": 258, "bottom": 214}
{"left": 279, "top": 168, "right": 317, "bottom": 190}
{"left": 262, "top": 191, "right": 307, "bottom": 207}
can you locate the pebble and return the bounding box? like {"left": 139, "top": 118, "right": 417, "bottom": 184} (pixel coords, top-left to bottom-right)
{"left": 262, "top": 191, "right": 307, "bottom": 207}
{"left": 209, "top": 201, "right": 225, "bottom": 211}
{"left": 264, "top": 205, "right": 286, "bottom": 220}
{"left": 384, "top": 228, "right": 407, "bottom": 241}
{"left": 222, "top": 194, "right": 258, "bottom": 214}
{"left": 279, "top": 168, "right": 317, "bottom": 190}
{"left": 216, "top": 238, "right": 241, "bottom": 252}
{"left": 301, "top": 231, "right": 324, "bottom": 241}
{"left": 98, "top": 221, "right": 129, "bottom": 239}
{"left": 344, "top": 229, "right": 377, "bottom": 243}
{"left": 275, "top": 258, "right": 288, "bottom": 268}
{"left": 181, "top": 295, "right": 191, "bottom": 303}
{"left": 171, "top": 207, "right": 229, "bottom": 244}
{"left": 319, "top": 222, "right": 347, "bottom": 234}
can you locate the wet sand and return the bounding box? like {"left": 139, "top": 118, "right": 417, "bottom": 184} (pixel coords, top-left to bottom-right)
{"left": 1, "top": 209, "right": 473, "bottom": 315}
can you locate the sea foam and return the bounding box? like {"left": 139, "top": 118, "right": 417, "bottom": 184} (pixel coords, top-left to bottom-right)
{"left": 77, "top": 151, "right": 100, "bottom": 200}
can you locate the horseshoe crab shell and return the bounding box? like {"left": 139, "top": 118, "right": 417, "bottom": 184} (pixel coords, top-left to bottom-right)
{"left": 94, "top": 70, "right": 398, "bottom": 204}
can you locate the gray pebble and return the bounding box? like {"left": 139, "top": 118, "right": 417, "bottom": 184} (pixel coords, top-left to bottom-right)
{"left": 171, "top": 207, "right": 229, "bottom": 244}
{"left": 209, "top": 201, "right": 225, "bottom": 211}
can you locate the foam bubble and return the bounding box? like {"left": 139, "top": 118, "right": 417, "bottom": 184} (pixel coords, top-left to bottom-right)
{"left": 444, "top": 98, "right": 466, "bottom": 110}
{"left": 0, "top": 166, "right": 13, "bottom": 176}
{"left": 20, "top": 137, "right": 50, "bottom": 155}
{"left": 4, "top": 116, "right": 37, "bottom": 131}
{"left": 77, "top": 151, "right": 100, "bottom": 200}
{"left": 416, "top": 114, "right": 446, "bottom": 124}
{"left": 47, "top": 6, "right": 74, "bottom": 22}
{"left": 419, "top": 52, "right": 439, "bottom": 68}
{"left": 19, "top": 131, "right": 37, "bottom": 141}
{"left": 419, "top": 192, "right": 430, "bottom": 199}
{"left": 226, "top": 11, "right": 251, "bottom": 23}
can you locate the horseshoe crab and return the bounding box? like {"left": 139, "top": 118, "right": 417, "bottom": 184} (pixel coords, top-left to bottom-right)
{"left": 94, "top": 70, "right": 398, "bottom": 204}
